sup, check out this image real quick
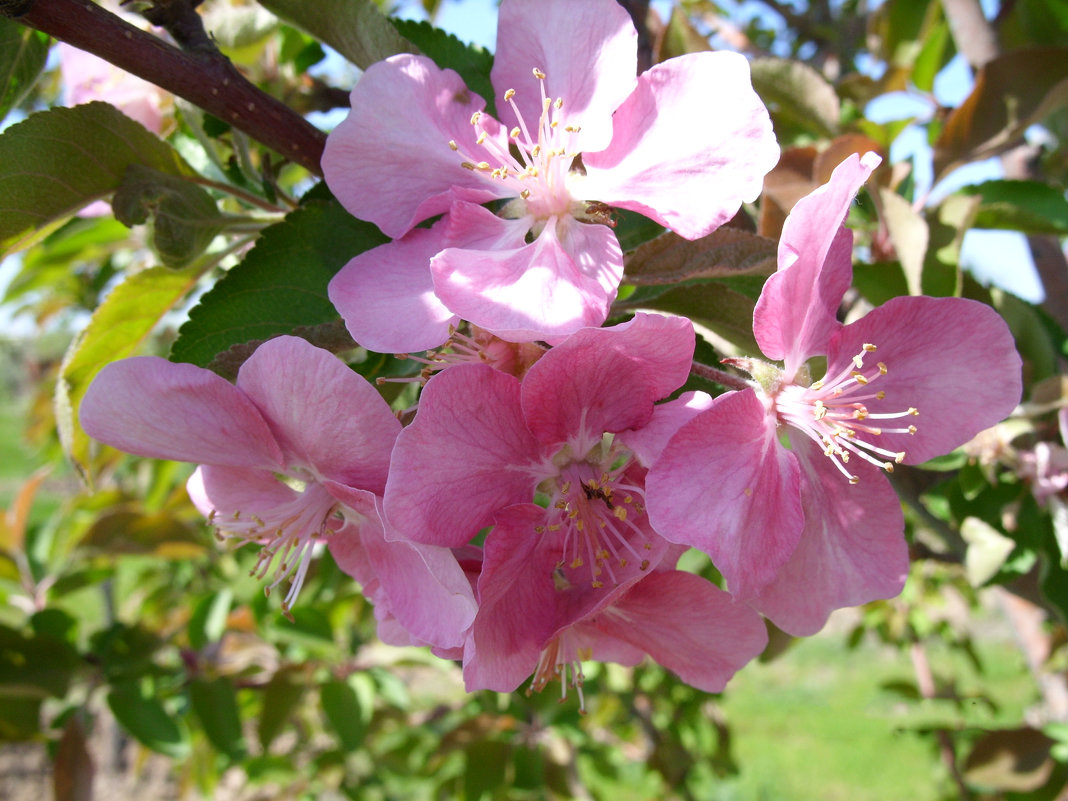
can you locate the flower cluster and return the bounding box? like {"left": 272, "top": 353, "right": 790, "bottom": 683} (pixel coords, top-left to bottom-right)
{"left": 80, "top": 0, "right": 1023, "bottom": 705}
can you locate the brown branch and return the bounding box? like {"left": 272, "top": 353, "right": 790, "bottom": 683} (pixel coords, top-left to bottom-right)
{"left": 1, "top": 0, "right": 326, "bottom": 175}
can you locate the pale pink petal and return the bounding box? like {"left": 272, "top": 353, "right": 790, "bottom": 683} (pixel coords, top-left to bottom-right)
{"left": 1059, "top": 408, "right": 1068, "bottom": 445}
{"left": 646, "top": 389, "right": 803, "bottom": 599}
{"left": 384, "top": 364, "right": 540, "bottom": 548}
{"left": 186, "top": 464, "right": 295, "bottom": 519}
{"left": 330, "top": 502, "right": 477, "bottom": 650}
{"left": 322, "top": 54, "right": 508, "bottom": 238}
{"left": 235, "top": 337, "right": 400, "bottom": 494}
{"left": 520, "top": 313, "right": 694, "bottom": 448}
{"left": 491, "top": 0, "right": 636, "bottom": 153}
{"left": 60, "top": 43, "right": 166, "bottom": 134}
{"left": 432, "top": 210, "right": 623, "bottom": 341}
{"left": 617, "top": 391, "right": 715, "bottom": 466}
{"left": 80, "top": 357, "right": 283, "bottom": 468}
{"left": 751, "top": 436, "right": 909, "bottom": 635}
{"left": 328, "top": 221, "right": 460, "bottom": 353}
{"left": 826, "top": 295, "right": 1022, "bottom": 464}
{"left": 587, "top": 571, "right": 768, "bottom": 692}
{"left": 582, "top": 52, "right": 778, "bottom": 240}
{"left": 753, "top": 152, "right": 880, "bottom": 376}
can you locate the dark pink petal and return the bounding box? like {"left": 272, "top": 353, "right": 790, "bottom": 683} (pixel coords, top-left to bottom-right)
{"left": 328, "top": 221, "right": 459, "bottom": 353}
{"left": 751, "top": 436, "right": 909, "bottom": 635}
{"left": 587, "top": 571, "right": 768, "bottom": 692}
{"left": 582, "top": 52, "right": 778, "bottom": 239}
{"left": 384, "top": 364, "right": 541, "bottom": 548}
{"left": 330, "top": 499, "right": 477, "bottom": 650}
{"left": 80, "top": 357, "right": 283, "bottom": 468}
{"left": 826, "top": 295, "right": 1022, "bottom": 464}
{"left": 432, "top": 210, "right": 623, "bottom": 342}
{"left": 646, "top": 389, "right": 803, "bottom": 599}
{"left": 463, "top": 504, "right": 559, "bottom": 692}
{"left": 322, "top": 54, "right": 507, "bottom": 239}
{"left": 236, "top": 337, "right": 400, "bottom": 494}
{"left": 521, "top": 313, "right": 694, "bottom": 448}
{"left": 753, "top": 152, "right": 880, "bottom": 376}
{"left": 491, "top": 0, "right": 636, "bottom": 154}
{"left": 617, "top": 391, "right": 715, "bottom": 467}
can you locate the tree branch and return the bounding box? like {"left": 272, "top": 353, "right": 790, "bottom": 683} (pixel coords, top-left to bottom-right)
{"left": 1, "top": 0, "right": 327, "bottom": 176}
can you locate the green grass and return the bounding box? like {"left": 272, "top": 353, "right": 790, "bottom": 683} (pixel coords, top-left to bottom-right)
{"left": 710, "top": 619, "right": 1035, "bottom": 801}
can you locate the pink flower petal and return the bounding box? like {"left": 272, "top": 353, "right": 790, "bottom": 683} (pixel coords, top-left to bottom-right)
{"left": 383, "top": 364, "right": 541, "bottom": 548}
{"left": 187, "top": 464, "right": 295, "bottom": 519}
{"left": 753, "top": 152, "right": 880, "bottom": 376}
{"left": 587, "top": 570, "right": 768, "bottom": 692}
{"left": 322, "top": 54, "right": 507, "bottom": 239}
{"left": 328, "top": 221, "right": 460, "bottom": 353}
{"left": 617, "top": 391, "right": 715, "bottom": 466}
{"left": 582, "top": 52, "right": 778, "bottom": 240}
{"left": 330, "top": 500, "right": 477, "bottom": 650}
{"left": 432, "top": 209, "right": 623, "bottom": 341}
{"left": 521, "top": 313, "right": 694, "bottom": 448}
{"left": 235, "top": 337, "right": 399, "bottom": 494}
{"left": 491, "top": 0, "right": 637, "bottom": 154}
{"left": 463, "top": 504, "right": 560, "bottom": 692}
{"left": 751, "top": 436, "right": 909, "bottom": 635}
{"left": 80, "top": 357, "right": 283, "bottom": 468}
{"left": 825, "top": 295, "right": 1022, "bottom": 464}
{"left": 646, "top": 389, "right": 803, "bottom": 599}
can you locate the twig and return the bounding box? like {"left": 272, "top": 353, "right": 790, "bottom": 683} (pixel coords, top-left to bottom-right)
{"left": 1, "top": 0, "right": 327, "bottom": 175}
{"left": 690, "top": 360, "right": 750, "bottom": 391}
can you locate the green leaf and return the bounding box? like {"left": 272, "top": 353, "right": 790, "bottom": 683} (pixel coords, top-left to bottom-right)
{"left": 257, "top": 666, "right": 306, "bottom": 750}
{"left": 188, "top": 589, "right": 234, "bottom": 651}
{"left": 879, "top": 188, "right": 928, "bottom": 295}
{"left": 464, "top": 740, "right": 510, "bottom": 801}
{"left": 0, "top": 625, "right": 79, "bottom": 699}
{"left": 624, "top": 227, "right": 776, "bottom": 286}
{"left": 190, "top": 677, "right": 246, "bottom": 760}
{"left": 80, "top": 510, "right": 207, "bottom": 558}
{"left": 0, "top": 19, "right": 49, "bottom": 123}
{"left": 391, "top": 18, "right": 496, "bottom": 114}
{"left": 170, "top": 199, "right": 387, "bottom": 368}
{"left": 961, "top": 516, "right": 1016, "bottom": 587}
{"left": 853, "top": 261, "right": 910, "bottom": 306}
{"left": 257, "top": 0, "right": 415, "bottom": 69}
{"left": 107, "top": 681, "right": 190, "bottom": 759}
{"left": 55, "top": 262, "right": 206, "bottom": 479}
{"left": 620, "top": 281, "right": 760, "bottom": 355}
{"left": 965, "top": 180, "right": 1068, "bottom": 236}
{"left": 0, "top": 102, "right": 196, "bottom": 255}
{"left": 750, "top": 58, "right": 840, "bottom": 140}
{"left": 320, "top": 679, "right": 366, "bottom": 751}
{"left": 112, "top": 164, "right": 225, "bottom": 267}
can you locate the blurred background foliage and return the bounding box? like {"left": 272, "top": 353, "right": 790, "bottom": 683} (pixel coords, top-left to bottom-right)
{"left": 0, "top": 0, "right": 1067, "bottom": 798}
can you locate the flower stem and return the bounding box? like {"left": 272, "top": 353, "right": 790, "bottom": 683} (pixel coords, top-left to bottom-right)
{"left": 690, "top": 360, "right": 750, "bottom": 391}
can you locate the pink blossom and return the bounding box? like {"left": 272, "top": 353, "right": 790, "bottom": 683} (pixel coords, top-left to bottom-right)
{"left": 323, "top": 0, "right": 778, "bottom": 350}
{"left": 1019, "top": 408, "right": 1068, "bottom": 506}
{"left": 79, "top": 336, "right": 476, "bottom": 647}
{"left": 383, "top": 313, "right": 765, "bottom": 695}
{"left": 59, "top": 43, "right": 169, "bottom": 135}
{"left": 646, "top": 153, "right": 1024, "bottom": 635}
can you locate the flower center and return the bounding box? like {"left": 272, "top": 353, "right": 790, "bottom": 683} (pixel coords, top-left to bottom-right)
{"left": 205, "top": 478, "right": 343, "bottom": 616}
{"left": 534, "top": 438, "right": 654, "bottom": 589}
{"left": 449, "top": 67, "right": 585, "bottom": 222}
{"left": 775, "top": 343, "right": 919, "bottom": 483}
